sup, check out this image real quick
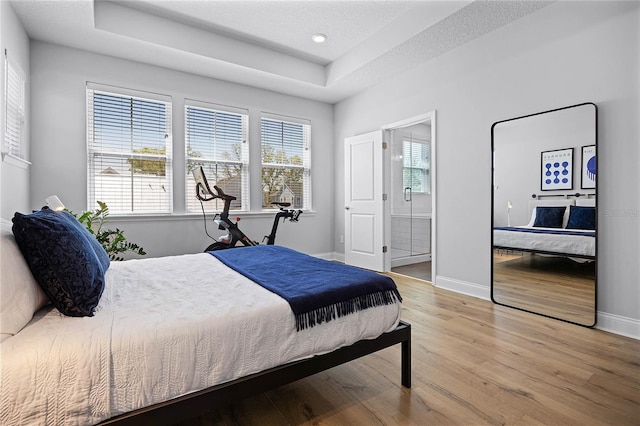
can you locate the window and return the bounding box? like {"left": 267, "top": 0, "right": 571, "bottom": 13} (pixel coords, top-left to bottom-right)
{"left": 261, "top": 114, "right": 311, "bottom": 210}
{"left": 402, "top": 139, "right": 430, "bottom": 193}
{"left": 185, "top": 102, "right": 248, "bottom": 212}
{"left": 3, "top": 51, "right": 26, "bottom": 160}
{"left": 87, "top": 85, "right": 172, "bottom": 214}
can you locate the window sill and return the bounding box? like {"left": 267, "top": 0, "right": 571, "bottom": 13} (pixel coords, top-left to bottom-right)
{"left": 1, "top": 152, "right": 31, "bottom": 169}
{"left": 107, "top": 210, "right": 316, "bottom": 222}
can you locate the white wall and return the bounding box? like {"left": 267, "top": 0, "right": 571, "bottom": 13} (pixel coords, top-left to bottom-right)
{"left": 334, "top": 1, "right": 640, "bottom": 330}
{"left": 0, "top": 0, "right": 30, "bottom": 219}
{"left": 29, "top": 42, "right": 334, "bottom": 257}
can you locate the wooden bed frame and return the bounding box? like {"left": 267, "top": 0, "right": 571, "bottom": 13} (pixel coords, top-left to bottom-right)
{"left": 101, "top": 321, "right": 411, "bottom": 425}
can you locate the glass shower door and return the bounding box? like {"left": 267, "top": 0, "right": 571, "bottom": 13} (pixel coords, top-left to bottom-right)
{"left": 390, "top": 127, "right": 431, "bottom": 263}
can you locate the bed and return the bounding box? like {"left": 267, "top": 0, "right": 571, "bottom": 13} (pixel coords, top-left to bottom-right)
{"left": 0, "top": 211, "right": 410, "bottom": 426}
{"left": 493, "top": 199, "right": 596, "bottom": 259}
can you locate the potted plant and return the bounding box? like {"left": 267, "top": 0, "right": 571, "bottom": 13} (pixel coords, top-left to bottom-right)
{"left": 70, "top": 201, "right": 146, "bottom": 261}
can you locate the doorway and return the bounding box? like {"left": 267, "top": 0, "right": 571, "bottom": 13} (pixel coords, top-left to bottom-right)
{"left": 343, "top": 111, "right": 436, "bottom": 282}
{"left": 383, "top": 113, "right": 435, "bottom": 283}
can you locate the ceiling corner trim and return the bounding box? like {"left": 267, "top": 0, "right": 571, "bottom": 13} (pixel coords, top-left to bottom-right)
{"left": 94, "top": 1, "right": 327, "bottom": 87}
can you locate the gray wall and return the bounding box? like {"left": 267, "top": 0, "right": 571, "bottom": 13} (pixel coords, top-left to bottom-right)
{"left": 0, "top": 1, "right": 30, "bottom": 219}
{"left": 334, "top": 1, "right": 639, "bottom": 324}
{"left": 29, "top": 42, "right": 334, "bottom": 257}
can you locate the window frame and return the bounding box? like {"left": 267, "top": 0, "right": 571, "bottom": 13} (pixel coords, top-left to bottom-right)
{"left": 260, "top": 113, "right": 311, "bottom": 211}
{"left": 86, "top": 83, "right": 173, "bottom": 215}
{"left": 3, "top": 51, "right": 27, "bottom": 163}
{"left": 402, "top": 138, "right": 430, "bottom": 195}
{"left": 184, "top": 100, "right": 249, "bottom": 213}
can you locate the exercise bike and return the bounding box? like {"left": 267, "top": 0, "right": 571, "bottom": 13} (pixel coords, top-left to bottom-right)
{"left": 193, "top": 166, "right": 302, "bottom": 251}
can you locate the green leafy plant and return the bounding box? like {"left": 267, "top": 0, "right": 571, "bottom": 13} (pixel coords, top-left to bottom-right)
{"left": 70, "top": 201, "right": 146, "bottom": 261}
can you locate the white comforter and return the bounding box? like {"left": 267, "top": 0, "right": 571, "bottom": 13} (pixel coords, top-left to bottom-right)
{"left": 493, "top": 226, "right": 595, "bottom": 257}
{"left": 0, "top": 253, "right": 401, "bottom": 425}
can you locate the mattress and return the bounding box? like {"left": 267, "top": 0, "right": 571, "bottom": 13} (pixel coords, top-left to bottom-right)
{"left": 493, "top": 226, "right": 595, "bottom": 257}
{"left": 0, "top": 253, "right": 401, "bottom": 425}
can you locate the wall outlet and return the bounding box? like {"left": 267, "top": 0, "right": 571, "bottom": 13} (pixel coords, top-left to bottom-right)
{"left": 339, "top": 235, "right": 344, "bottom": 244}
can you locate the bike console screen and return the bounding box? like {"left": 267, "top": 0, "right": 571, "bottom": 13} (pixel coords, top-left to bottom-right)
{"left": 193, "top": 166, "right": 216, "bottom": 201}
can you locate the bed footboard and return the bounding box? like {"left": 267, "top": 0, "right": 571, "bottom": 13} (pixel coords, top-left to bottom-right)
{"left": 101, "top": 321, "right": 411, "bottom": 426}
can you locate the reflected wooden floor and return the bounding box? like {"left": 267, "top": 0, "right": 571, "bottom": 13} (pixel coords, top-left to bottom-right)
{"left": 177, "top": 275, "right": 639, "bottom": 426}
{"left": 493, "top": 251, "right": 596, "bottom": 325}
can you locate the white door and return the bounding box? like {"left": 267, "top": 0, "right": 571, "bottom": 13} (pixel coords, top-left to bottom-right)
{"left": 344, "top": 130, "right": 385, "bottom": 272}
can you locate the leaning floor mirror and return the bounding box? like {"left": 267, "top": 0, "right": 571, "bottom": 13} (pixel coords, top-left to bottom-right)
{"left": 491, "top": 102, "right": 597, "bottom": 327}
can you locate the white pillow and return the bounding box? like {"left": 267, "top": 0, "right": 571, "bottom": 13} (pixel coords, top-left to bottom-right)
{"left": 0, "top": 218, "right": 49, "bottom": 342}
{"left": 526, "top": 208, "right": 537, "bottom": 227}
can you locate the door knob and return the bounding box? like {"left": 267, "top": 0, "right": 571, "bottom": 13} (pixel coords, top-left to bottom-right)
{"left": 345, "top": 206, "right": 350, "bottom": 210}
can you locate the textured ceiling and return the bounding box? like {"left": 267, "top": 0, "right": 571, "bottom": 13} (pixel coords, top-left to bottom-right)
{"left": 8, "top": 0, "right": 552, "bottom": 103}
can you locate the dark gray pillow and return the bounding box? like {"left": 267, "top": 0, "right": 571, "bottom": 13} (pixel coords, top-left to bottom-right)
{"left": 533, "top": 206, "right": 566, "bottom": 228}
{"left": 11, "top": 207, "right": 108, "bottom": 317}
{"left": 566, "top": 205, "right": 596, "bottom": 230}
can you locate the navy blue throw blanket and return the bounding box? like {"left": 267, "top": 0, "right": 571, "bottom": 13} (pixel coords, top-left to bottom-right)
{"left": 494, "top": 226, "right": 595, "bottom": 237}
{"left": 210, "top": 245, "right": 402, "bottom": 331}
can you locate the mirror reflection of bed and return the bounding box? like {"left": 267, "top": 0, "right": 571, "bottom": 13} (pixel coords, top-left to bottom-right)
{"left": 491, "top": 103, "right": 597, "bottom": 327}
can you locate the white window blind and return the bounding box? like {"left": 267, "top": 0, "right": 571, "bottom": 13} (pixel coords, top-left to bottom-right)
{"left": 87, "top": 85, "right": 172, "bottom": 214}
{"left": 4, "top": 52, "right": 26, "bottom": 159}
{"left": 185, "top": 102, "right": 249, "bottom": 212}
{"left": 261, "top": 114, "right": 311, "bottom": 210}
{"left": 402, "top": 139, "right": 430, "bottom": 194}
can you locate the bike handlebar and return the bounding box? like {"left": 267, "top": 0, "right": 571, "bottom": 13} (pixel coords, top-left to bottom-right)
{"left": 275, "top": 208, "right": 302, "bottom": 222}
{"left": 213, "top": 185, "right": 236, "bottom": 201}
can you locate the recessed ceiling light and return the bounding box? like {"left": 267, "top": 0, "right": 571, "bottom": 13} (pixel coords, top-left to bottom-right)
{"left": 312, "top": 33, "right": 327, "bottom": 44}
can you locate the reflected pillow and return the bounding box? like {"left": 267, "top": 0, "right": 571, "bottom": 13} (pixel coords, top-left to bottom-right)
{"left": 532, "top": 206, "right": 566, "bottom": 228}
{"left": 11, "top": 207, "right": 108, "bottom": 317}
{"left": 566, "top": 205, "right": 596, "bottom": 230}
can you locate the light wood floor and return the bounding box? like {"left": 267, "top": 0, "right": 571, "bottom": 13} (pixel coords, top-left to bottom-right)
{"left": 177, "top": 275, "right": 640, "bottom": 426}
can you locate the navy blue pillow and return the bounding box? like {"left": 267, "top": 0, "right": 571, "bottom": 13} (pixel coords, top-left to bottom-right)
{"left": 11, "top": 207, "right": 107, "bottom": 317}
{"left": 533, "top": 206, "right": 566, "bottom": 228}
{"left": 57, "top": 210, "right": 110, "bottom": 271}
{"left": 566, "top": 205, "right": 596, "bottom": 230}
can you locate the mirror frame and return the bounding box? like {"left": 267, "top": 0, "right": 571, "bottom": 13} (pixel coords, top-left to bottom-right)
{"left": 490, "top": 102, "right": 597, "bottom": 327}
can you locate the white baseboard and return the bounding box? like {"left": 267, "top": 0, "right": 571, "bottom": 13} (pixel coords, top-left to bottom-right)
{"left": 596, "top": 311, "right": 640, "bottom": 340}
{"left": 434, "top": 275, "right": 491, "bottom": 301}
{"left": 311, "top": 261, "right": 639, "bottom": 341}
{"left": 312, "top": 252, "right": 342, "bottom": 262}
